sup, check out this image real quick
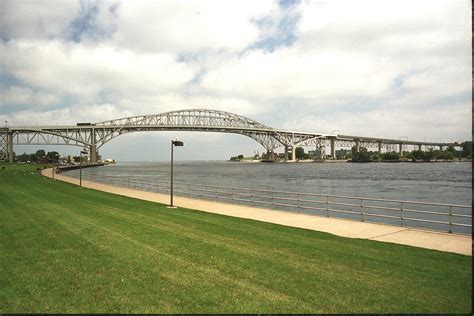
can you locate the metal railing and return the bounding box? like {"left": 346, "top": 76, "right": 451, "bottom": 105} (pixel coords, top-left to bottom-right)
{"left": 74, "top": 173, "right": 472, "bottom": 235}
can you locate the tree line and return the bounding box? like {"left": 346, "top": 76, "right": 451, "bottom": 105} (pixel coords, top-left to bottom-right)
{"left": 229, "top": 141, "right": 472, "bottom": 162}
{"left": 351, "top": 141, "right": 472, "bottom": 162}
{"left": 13, "top": 149, "right": 85, "bottom": 163}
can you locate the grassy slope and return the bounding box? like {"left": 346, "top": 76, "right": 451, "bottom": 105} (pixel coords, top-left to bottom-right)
{"left": 0, "top": 164, "right": 471, "bottom": 313}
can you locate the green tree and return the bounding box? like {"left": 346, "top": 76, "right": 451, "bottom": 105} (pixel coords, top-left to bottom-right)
{"left": 295, "top": 147, "right": 305, "bottom": 159}
{"left": 436, "top": 151, "right": 454, "bottom": 160}
{"left": 35, "top": 149, "right": 46, "bottom": 159}
{"left": 409, "top": 150, "right": 427, "bottom": 161}
{"left": 371, "top": 152, "right": 381, "bottom": 161}
{"left": 16, "top": 153, "right": 29, "bottom": 162}
{"left": 381, "top": 151, "right": 400, "bottom": 161}
{"left": 47, "top": 151, "right": 60, "bottom": 161}
{"left": 446, "top": 145, "right": 460, "bottom": 158}
{"left": 352, "top": 147, "right": 372, "bottom": 162}
{"left": 29, "top": 153, "right": 38, "bottom": 162}
{"left": 461, "top": 141, "right": 472, "bottom": 158}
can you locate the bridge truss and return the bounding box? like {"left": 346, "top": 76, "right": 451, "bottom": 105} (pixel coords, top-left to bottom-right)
{"left": 0, "top": 109, "right": 460, "bottom": 162}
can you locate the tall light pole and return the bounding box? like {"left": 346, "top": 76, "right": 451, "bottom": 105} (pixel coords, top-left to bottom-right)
{"left": 79, "top": 149, "right": 88, "bottom": 187}
{"left": 169, "top": 138, "right": 184, "bottom": 208}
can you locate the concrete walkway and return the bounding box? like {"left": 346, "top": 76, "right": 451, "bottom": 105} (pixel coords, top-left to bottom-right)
{"left": 42, "top": 168, "right": 472, "bottom": 256}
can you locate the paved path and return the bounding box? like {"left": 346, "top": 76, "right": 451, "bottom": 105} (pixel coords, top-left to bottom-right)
{"left": 43, "top": 168, "right": 472, "bottom": 256}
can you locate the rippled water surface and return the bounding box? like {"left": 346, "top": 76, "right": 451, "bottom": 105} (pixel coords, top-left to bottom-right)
{"left": 70, "top": 160, "right": 471, "bottom": 206}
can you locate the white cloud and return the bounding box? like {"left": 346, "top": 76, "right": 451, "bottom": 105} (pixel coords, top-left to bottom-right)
{"left": 111, "top": 0, "right": 275, "bottom": 53}
{"left": 200, "top": 46, "right": 397, "bottom": 101}
{"left": 0, "top": 86, "right": 32, "bottom": 105}
{"left": 0, "top": 0, "right": 79, "bottom": 39}
{"left": 283, "top": 100, "right": 471, "bottom": 143}
{"left": 0, "top": 40, "right": 197, "bottom": 100}
{"left": 1, "top": 103, "right": 131, "bottom": 126}
{"left": 0, "top": 86, "right": 61, "bottom": 108}
{"left": 201, "top": 0, "right": 470, "bottom": 103}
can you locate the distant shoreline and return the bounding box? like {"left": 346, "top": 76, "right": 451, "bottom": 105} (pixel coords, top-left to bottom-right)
{"left": 228, "top": 159, "right": 472, "bottom": 163}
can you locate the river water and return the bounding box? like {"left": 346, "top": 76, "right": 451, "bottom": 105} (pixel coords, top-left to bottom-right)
{"left": 65, "top": 161, "right": 472, "bottom": 233}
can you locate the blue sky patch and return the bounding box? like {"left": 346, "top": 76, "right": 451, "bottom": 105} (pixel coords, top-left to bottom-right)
{"left": 249, "top": 0, "right": 301, "bottom": 52}
{"left": 68, "top": 1, "right": 118, "bottom": 42}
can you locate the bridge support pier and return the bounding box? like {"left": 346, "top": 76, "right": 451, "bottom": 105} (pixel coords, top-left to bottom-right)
{"left": 284, "top": 147, "right": 289, "bottom": 161}
{"left": 418, "top": 144, "right": 422, "bottom": 151}
{"left": 355, "top": 140, "right": 360, "bottom": 153}
{"left": 377, "top": 142, "right": 382, "bottom": 154}
{"left": 89, "top": 145, "right": 98, "bottom": 163}
{"left": 89, "top": 129, "right": 98, "bottom": 163}
{"left": 291, "top": 145, "right": 296, "bottom": 161}
{"left": 439, "top": 145, "right": 443, "bottom": 151}
{"left": 330, "top": 138, "right": 336, "bottom": 160}
{"left": 399, "top": 143, "right": 403, "bottom": 156}
{"left": 266, "top": 149, "right": 276, "bottom": 161}
{"left": 7, "top": 132, "right": 14, "bottom": 163}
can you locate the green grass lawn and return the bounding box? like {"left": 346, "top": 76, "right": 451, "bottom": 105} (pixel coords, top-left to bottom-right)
{"left": 0, "top": 163, "right": 472, "bottom": 313}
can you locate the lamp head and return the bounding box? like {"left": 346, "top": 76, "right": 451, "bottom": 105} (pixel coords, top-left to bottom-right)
{"left": 172, "top": 139, "right": 184, "bottom": 146}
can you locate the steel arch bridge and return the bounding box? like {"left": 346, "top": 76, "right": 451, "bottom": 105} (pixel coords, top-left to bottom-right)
{"left": 0, "top": 108, "right": 460, "bottom": 162}
{"left": 93, "top": 109, "right": 326, "bottom": 150}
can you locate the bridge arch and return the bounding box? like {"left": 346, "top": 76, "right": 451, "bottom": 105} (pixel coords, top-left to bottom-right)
{"left": 95, "top": 109, "right": 270, "bottom": 129}
{"left": 93, "top": 109, "right": 281, "bottom": 151}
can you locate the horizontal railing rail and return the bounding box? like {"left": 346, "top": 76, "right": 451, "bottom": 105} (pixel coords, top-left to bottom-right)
{"left": 74, "top": 172, "right": 472, "bottom": 235}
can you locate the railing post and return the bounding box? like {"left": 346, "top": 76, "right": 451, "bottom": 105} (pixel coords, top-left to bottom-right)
{"left": 360, "top": 199, "right": 364, "bottom": 222}
{"left": 272, "top": 193, "right": 275, "bottom": 210}
{"left": 448, "top": 205, "right": 452, "bottom": 233}
{"left": 297, "top": 193, "right": 301, "bottom": 210}
{"left": 400, "top": 202, "right": 404, "bottom": 227}
{"left": 326, "top": 196, "right": 329, "bottom": 217}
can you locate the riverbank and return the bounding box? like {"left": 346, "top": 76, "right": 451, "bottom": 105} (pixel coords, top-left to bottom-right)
{"left": 229, "top": 159, "right": 471, "bottom": 163}
{"left": 1, "top": 164, "right": 471, "bottom": 313}
{"left": 56, "top": 162, "right": 105, "bottom": 172}
{"left": 43, "top": 167, "right": 472, "bottom": 256}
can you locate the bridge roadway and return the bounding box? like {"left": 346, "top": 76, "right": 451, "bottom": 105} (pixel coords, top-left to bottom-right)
{"left": 0, "top": 109, "right": 461, "bottom": 162}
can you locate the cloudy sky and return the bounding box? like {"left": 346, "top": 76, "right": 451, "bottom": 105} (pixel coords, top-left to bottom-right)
{"left": 0, "top": 0, "right": 471, "bottom": 161}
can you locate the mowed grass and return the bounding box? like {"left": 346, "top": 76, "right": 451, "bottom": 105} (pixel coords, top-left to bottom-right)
{"left": 0, "top": 164, "right": 471, "bottom": 313}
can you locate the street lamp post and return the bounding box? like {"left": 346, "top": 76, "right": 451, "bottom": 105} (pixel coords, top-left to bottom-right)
{"left": 169, "top": 138, "right": 184, "bottom": 208}
{"left": 79, "top": 149, "right": 88, "bottom": 187}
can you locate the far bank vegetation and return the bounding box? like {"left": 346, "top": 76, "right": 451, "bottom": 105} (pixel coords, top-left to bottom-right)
{"left": 229, "top": 141, "right": 472, "bottom": 162}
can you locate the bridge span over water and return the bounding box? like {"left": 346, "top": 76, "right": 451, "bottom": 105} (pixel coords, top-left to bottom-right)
{"left": 0, "top": 109, "right": 461, "bottom": 162}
